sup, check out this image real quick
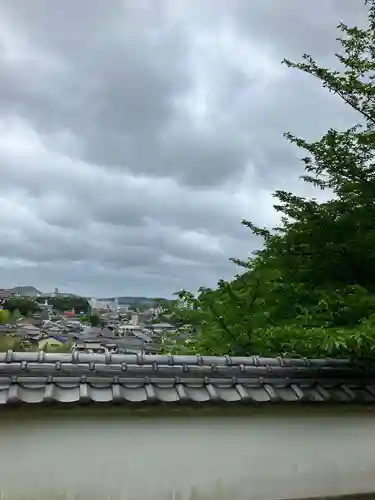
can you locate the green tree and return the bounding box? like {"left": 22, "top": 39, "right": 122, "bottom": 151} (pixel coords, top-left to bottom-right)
{"left": 165, "top": 0, "right": 375, "bottom": 360}
{"left": 89, "top": 313, "right": 101, "bottom": 327}
{"left": 0, "top": 309, "right": 10, "bottom": 325}
{"left": 152, "top": 298, "right": 171, "bottom": 311}
{"left": 3, "top": 297, "right": 41, "bottom": 316}
{"left": 10, "top": 308, "right": 21, "bottom": 325}
{"left": 135, "top": 303, "right": 150, "bottom": 313}
{"left": 250, "top": 0, "right": 375, "bottom": 326}
{"left": 50, "top": 296, "right": 90, "bottom": 314}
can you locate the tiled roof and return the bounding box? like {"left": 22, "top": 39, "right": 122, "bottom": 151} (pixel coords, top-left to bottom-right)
{"left": 46, "top": 334, "right": 68, "bottom": 343}
{"left": 1, "top": 352, "right": 375, "bottom": 406}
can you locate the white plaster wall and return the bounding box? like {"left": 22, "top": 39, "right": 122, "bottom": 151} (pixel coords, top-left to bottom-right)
{"left": 1, "top": 407, "right": 375, "bottom": 499}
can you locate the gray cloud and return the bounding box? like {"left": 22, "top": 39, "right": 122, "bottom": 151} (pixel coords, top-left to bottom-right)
{"left": 0, "top": 0, "right": 365, "bottom": 296}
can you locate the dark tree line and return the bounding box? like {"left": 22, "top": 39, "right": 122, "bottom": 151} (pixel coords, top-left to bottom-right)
{"left": 4, "top": 295, "right": 91, "bottom": 316}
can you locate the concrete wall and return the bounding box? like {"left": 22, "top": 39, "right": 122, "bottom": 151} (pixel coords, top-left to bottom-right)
{"left": 1, "top": 406, "right": 375, "bottom": 499}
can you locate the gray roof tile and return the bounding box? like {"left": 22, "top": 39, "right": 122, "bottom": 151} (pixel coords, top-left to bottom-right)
{"left": 0, "top": 351, "right": 375, "bottom": 406}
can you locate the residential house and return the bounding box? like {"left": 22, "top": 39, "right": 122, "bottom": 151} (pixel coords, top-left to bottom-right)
{"left": 137, "top": 310, "right": 155, "bottom": 326}
{"left": 17, "top": 316, "right": 41, "bottom": 327}
{"left": 63, "top": 320, "right": 82, "bottom": 333}
{"left": 17, "top": 324, "right": 41, "bottom": 339}
{"left": 0, "top": 288, "right": 13, "bottom": 306}
{"left": 1, "top": 353, "right": 375, "bottom": 498}
{"left": 152, "top": 322, "right": 175, "bottom": 330}
{"left": 39, "top": 298, "right": 53, "bottom": 312}
{"left": 63, "top": 310, "right": 75, "bottom": 318}
{"left": 38, "top": 334, "right": 68, "bottom": 350}
{"left": 97, "top": 338, "right": 118, "bottom": 353}
{"left": 132, "top": 330, "right": 152, "bottom": 343}
{"left": 72, "top": 340, "right": 107, "bottom": 354}
{"left": 117, "top": 324, "right": 144, "bottom": 338}
{"left": 148, "top": 322, "right": 176, "bottom": 345}
{"left": 42, "top": 325, "right": 62, "bottom": 334}
{"left": 78, "top": 326, "right": 106, "bottom": 339}
{"left": 71, "top": 335, "right": 152, "bottom": 355}
{"left": 0, "top": 288, "right": 12, "bottom": 298}
{"left": 149, "top": 322, "right": 176, "bottom": 333}
{"left": 99, "top": 335, "right": 156, "bottom": 354}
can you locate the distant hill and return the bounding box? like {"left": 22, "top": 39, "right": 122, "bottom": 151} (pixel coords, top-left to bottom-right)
{"left": 96, "top": 296, "right": 170, "bottom": 306}
{"left": 9, "top": 286, "right": 40, "bottom": 296}
{"left": 118, "top": 296, "right": 157, "bottom": 305}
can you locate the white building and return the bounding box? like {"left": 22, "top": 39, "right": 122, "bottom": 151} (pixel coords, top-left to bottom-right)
{"left": 117, "top": 324, "right": 143, "bottom": 337}
{"left": 130, "top": 312, "right": 139, "bottom": 325}
{"left": 89, "top": 297, "right": 119, "bottom": 311}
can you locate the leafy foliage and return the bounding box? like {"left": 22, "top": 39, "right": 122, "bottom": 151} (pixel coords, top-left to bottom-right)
{"left": 89, "top": 313, "right": 101, "bottom": 327}
{"left": 78, "top": 312, "right": 102, "bottom": 327}
{"left": 49, "top": 296, "right": 90, "bottom": 314}
{"left": 0, "top": 309, "right": 10, "bottom": 325}
{"left": 163, "top": 1, "right": 375, "bottom": 360}
{"left": 3, "top": 297, "right": 41, "bottom": 316}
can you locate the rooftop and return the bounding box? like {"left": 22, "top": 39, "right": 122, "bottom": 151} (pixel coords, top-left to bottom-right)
{"left": 1, "top": 353, "right": 375, "bottom": 406}
{"left": 149, "top": 322, "right": 174, "bottom": 328}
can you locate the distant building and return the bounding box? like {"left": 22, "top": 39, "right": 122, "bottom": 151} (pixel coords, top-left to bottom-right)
{"left": 72, "top": 340, "right": 106, "bottom": 354}
{"left": 130, "top": 312, "right": 139, "bottom": 325}
{"left": 0, "top": 289, "right": 13, "bottom": 303}
{"left": 63, "top": 310, "right": 75, "bottom": 318}
{"left": 149, "top": 322, "right": 175, "bottom": 332}
{"left": 89, "top": 297, "right": 119, "bottom": 312}
{"left": 40, "top": 298, "right": 53, "bottom": 311}
{"left": 117, "top": 305, "right": 130, "bottom": 313}
{"left": 117, "top": 324, "right": 143, "bottom": 337}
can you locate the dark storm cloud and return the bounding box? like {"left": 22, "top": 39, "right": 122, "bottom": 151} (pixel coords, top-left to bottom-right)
{"left": 0, "top": 0, "right": 365, "bottom": 295}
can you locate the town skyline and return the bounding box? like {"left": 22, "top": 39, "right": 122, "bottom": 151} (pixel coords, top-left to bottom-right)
{"left": 0, "top": 284, "right": 172, "bottom": 301}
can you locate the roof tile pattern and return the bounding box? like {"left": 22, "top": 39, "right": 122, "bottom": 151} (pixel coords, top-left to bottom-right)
{"left": 1, "top": 351, "right": 375, "bottom": 405}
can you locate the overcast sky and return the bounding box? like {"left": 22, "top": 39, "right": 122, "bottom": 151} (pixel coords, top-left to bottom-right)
{"left": 0, "top": 1, "right": 365, "bottom": 298}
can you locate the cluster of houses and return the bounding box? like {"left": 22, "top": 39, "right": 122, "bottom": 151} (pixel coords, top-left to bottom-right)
{"left": 0, "top": 293, "right": 177, "bottom": 354}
